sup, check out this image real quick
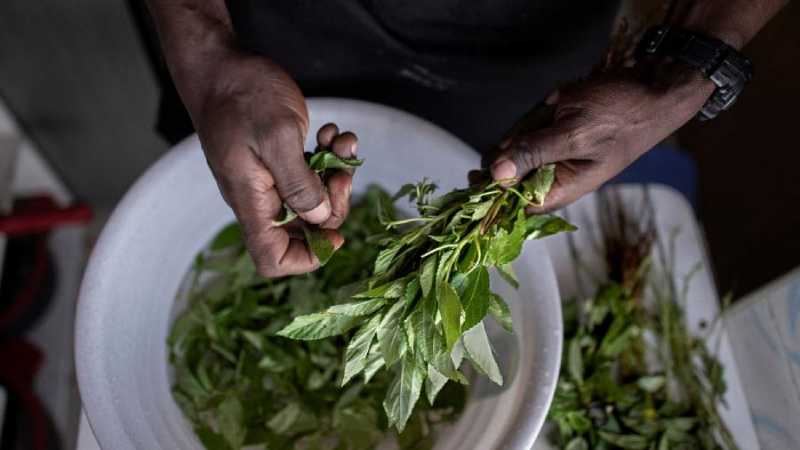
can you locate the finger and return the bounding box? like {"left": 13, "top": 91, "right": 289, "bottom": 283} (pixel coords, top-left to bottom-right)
{"left": 321, "top": 170, "right": 352, "bottom": 229}
{"left": 524, "top": 160, "right": 609, "bottom": 214}
{"left": 267, "top": 228, "right": 344, "bottom": 276}
{"left": 544, "top": 90, "right": 560, "bottom": 105}
{"left": 485, "top": 102, "right": 556, "bottom": 171}
{"left": 211, "top": 147, "right": 322, "bottom": 277}
{"left": 490, "top": 128, "right": 565, "bottom": 182}
{"left": 467, "top": 169, "right": 487, "bottom": 186}
{"left": 321, "top": 131, "right": 358, "bottom": 229}
{"left": 258, "top": 118, "right": 331, "bottom": 224}
{"left": 317, "top": 123, "right": 339, "bottom": 148}
{"left": 331, "top": 131, "right": 358, "bottom": 158}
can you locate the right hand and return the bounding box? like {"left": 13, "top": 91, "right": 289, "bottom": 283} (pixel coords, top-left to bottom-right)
{"left": 187, "top": 50, "right": 357, "bottom": 277}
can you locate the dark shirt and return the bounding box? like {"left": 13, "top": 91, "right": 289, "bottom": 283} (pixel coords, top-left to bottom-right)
{"left": 221, "top": 2, "right": 618, "bottom": 152}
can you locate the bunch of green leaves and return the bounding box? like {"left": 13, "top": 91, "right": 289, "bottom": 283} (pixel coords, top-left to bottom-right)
{"left": 277, "top": 164, "right": 576, "bottom": 432}
{"left": 169, "top": 187, "right": 466, "bottom": 450}
{"left": 547, "top": 210, "right": 737, "bottom": 450}
{"left": 273, "top": 149, "right": 364, "bottom": 265}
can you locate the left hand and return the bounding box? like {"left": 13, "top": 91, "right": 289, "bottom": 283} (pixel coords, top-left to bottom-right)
{"left": 488, "top": 64, "right": 714, "bottom": 212}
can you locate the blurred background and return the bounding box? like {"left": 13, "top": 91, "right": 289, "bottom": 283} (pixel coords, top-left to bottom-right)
{"left": 0, "top": 1, "right": 797, "bottom": 449}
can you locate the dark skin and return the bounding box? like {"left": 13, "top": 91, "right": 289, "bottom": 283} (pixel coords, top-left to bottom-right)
{"left": 147, "top": 0, "right": 787, "bottom": 277}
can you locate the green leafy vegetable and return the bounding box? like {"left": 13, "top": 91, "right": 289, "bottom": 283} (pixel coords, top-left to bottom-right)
{"left": 546, "top": 191, "right": 739, "bottom": 450}
{"left": 279, "top": 164, "right": 575, "bottom": 431}
{"left": 303, "top": 226, "right": 336, "bottom": 266}
{"left": 276, "top": 312, "right": 361, "bottom": 340}
{"left": 272, "top": 148, "right": 363, "bottom": 263}
{"left": 462, "top": 322, "right": 503, "bottom": 386}
{"left": 169, "top": 189, "right": 466, "bottom": 450}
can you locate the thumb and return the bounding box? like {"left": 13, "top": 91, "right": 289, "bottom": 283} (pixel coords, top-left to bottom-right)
{"left": 273, "top": 152, "right": 331, "bottom": 224}
{"left": 490, "top": 127, "right": 565, "bottom": 182}
{"left": 259, "top": 121, "right": 331, "bottom": 224}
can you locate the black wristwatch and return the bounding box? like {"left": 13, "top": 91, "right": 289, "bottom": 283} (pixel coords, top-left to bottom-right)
{"left": 637, "top": 25, "right": 754, "bottom": 121}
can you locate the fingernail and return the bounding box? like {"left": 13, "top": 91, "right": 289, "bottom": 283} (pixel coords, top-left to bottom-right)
{"left": 350, "top": 142, "right": 358, "bottom": 156}
{"left": 545, "top": 90, "right": 560, "bottom": 105}
{"left": 491, "top": 159, "right": 517, "bottom": 181}
{"left": 303, "top": 200, "right": 331, "bottom": 224}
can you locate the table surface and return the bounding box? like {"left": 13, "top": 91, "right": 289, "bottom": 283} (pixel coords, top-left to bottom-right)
{"left": 724, "top": 267, "right": 800, "bottom": 449}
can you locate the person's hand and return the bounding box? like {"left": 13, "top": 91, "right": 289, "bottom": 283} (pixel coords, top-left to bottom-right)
{"left": 191, "top": 50, "right": 357, "bottom": 277}
{"left": 488, "top": 64, "right": 714, "bottom": 212}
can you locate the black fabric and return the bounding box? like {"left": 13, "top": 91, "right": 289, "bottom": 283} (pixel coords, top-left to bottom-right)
{"left": 160, "top": 1, "right": 620, "bottom": 152}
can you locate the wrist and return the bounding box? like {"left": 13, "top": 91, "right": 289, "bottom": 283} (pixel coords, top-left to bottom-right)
{"left": 147, "top": 0, "right": 236, "bottom": 114}
{"left": 666, "top": 0, "right": 788, "bottom": 50}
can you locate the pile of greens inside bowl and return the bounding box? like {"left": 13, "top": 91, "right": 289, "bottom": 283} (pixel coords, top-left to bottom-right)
{"left": 168, "top": 187, "right": 468, "bottom": 450}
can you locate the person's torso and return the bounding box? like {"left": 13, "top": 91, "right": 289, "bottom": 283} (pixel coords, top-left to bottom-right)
{"left": 227, "top": 0, "right": 619, "bottom": 152}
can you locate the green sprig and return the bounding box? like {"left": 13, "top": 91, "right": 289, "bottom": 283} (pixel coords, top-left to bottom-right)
{"left": 278, "top": 164, "right": 576, "bottom": 431}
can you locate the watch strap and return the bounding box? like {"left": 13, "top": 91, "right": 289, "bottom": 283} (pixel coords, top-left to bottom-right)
{"left": 638, "top": 26, "right": 754, "bottom": 121}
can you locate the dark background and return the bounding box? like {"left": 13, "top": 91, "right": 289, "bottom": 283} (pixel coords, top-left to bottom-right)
{"left": 0, "top": 0, "right": 797, "bottom": 297}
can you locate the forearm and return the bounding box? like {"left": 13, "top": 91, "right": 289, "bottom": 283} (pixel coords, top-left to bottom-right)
{"left": 145, "top": 0, "right": 235, "bottom": 114}
{"left": 666, "top": 0, "right": 789, "bottom": 49}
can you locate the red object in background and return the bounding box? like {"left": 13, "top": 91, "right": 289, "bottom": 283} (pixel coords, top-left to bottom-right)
{"left": 0, "top": 195, "right": 91, "bottom": 449}
{"left": 0, "top": 196, "right": 92, "bottom": 237}
{"left": 0, "top": 195, "right": 92, "bottom": 333}
{"left": 0, "top": 339, "right": 53, "bottom": 450}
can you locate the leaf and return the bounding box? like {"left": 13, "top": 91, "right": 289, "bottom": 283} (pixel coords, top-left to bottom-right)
{"left": 403, "top": 277, "right": 420, "bottom": 310}
{"left": 463, "top": 322, "right": 503, "bottom": 385}
{"left": 565, "top": 437, "right": 589, "bottom": 450}
{"left": 377, "top": 189, "right": 398, "bottom": 225}
{"left": 425, "top": 364, "right": 449, "bottom": 405}
{"left": 568, "top": 338, "right": 583, "bottom": 385}
{"left": 496, "top": 263, "right": 519, "bottom": 289}
{"left": 451, "top": 338, "right": 465, "bottom": 369}
{"left": 521, "top": 163, "right": 555, "bottom": 206}
{"left": 524, "top": 215, "right": 577, "bottom": 240}
{"left": 470, "top": 199, "right": 494, "bottom": 220}
{"left": 239, "top": 330, "right": 264, "bottom": 352}
{"left": 210, "top": 223, "right": 243, "bottom": 250}
{"left": 485, "top": 211, "right": 527, "bottom": 266}
{"left": 438, "top": 282, "right": 463, "bottom": 351}
{"left": 303, "top": 226, "right": 336, "bottom": 266}
{"left": 383, "top": 353, "right": 424, "bottom": 432}
{"left": 637, "top": 375, "right": 666, "bottom": 393}
{"left": 407, "top": 294, "right": 437, "bottom": 363}
{"left": 392, "top": 183, "right": 416, "bottom": 201}
{"left": 308, "top": 150, "right": 363, "bottom": 171}
{"left": 327, "top": 298, "right": 386, "bottom": 316}
{"left": 666, "top": 417, "right": 698, "bottom": 434}
{"left": 374, "top": 244, "right": 403, "bottom": 275}
{"left": 342, "top": 314, "right": 382, "bottom": 385}
{"left": 363, "top": 344, "right": 385, "bottom": 383}
{"left": 258, "top": 347, "right": 296, "bottom": 372}
{"left": 377, "top": 300, "right": 408, "bottom": 367}
{"left": 429, "top": 338, "right": 468, "bottom": 385}
{"left": 419, "top": 255, "right": 437, "bottom": 298}
{"left": 597, "top": 431, "right": 649, "bottom": 450}
{"left": 461, "top": 266, "right": 491, "bottom": 331}
{"left": 354, "top": 277, "right": 408, "bottom": 299}
{"left": 271, "top": 205, "right": 298, "bottom": 227}
{"left": 332, "top": 402, "right": 384, "bottom": 450}
{"left": 217, "top": 397, "right": 245, "bottom": 449}
{"left": 277, "top": 312, "right": 361, "bottom": 340}
{"left": 195, "top": 425, "right": 233, "bottom": 450}
{"left": 600, "top": 324, "right": 639, "bottom": 357}
{"left": 488, "top": 293, "right": 513, "bottom": 333}
{"left": 267, "top": 402, "right": 318, "bottom": 436}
